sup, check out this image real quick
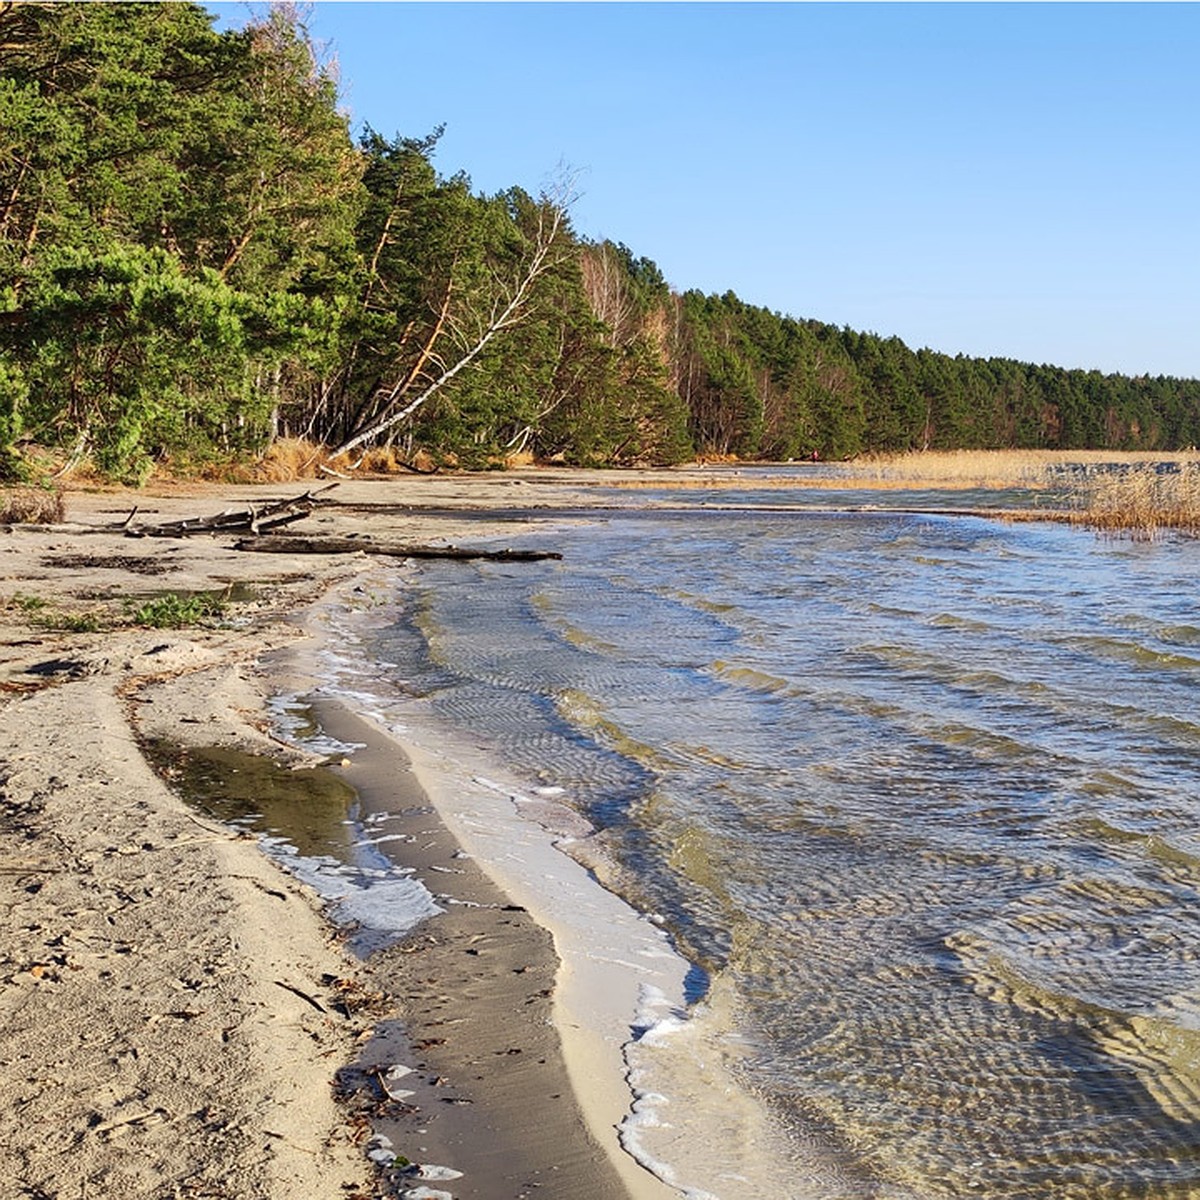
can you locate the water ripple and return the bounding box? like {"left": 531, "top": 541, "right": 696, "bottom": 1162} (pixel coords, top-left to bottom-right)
{"left": 364, "top": 510, "right": 1200, "bottom": 1198}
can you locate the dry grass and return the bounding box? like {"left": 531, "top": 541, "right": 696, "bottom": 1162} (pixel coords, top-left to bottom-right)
{"left": 356, "top": 445, "right": 401, "bottom": 473}
{"left": 243, "top": 437, "right": 330, "bottom": 482}
{"left": 1070, "top": 464, "right": 1200, "bottom": 539}
{"left": 247, "top": 439, "right": 444, "bottom": 480}
{"left": 0, "top": 487, "right": 65, "bottom": 524}
{"left": 852, "top": 449, "right": 1200, "bottom": 489}
{"left": 854, "top": 450, "right": 1053, "bottom": 488}
{"left": 608, "top": 449, "right": 1199, "bottom": 496}
{"left": 836, "top": 452, "right": 1200, "bottom": 536}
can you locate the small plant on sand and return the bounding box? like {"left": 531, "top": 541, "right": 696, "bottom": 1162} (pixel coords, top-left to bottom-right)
{"left": 130, "top": 591, "right": 226, "bottom": 629}
{"left": 12, "top": 601, "right": 109, "bottom": 632}
{"left": 9, "top": 593, "right": 48, "bottom": 613}
{"left": 0, "top": 486, "right": 65, "bottom": 524}
{"left": 52, "top": 611, "right": 107, "bottom": 633}
{"left": 6, "top": 593, "right": 105, "bottom": 631}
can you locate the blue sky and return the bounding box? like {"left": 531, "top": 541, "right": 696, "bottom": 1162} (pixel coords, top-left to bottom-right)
{"left": 211, "top": 3, "right": 1200, "bottom": 379}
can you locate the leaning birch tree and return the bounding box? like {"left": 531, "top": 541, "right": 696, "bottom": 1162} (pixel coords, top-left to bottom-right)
{"left": 327, "top": 178, "right": 574, "bottom": 462}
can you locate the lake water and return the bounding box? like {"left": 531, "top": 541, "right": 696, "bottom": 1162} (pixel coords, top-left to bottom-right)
{"left": 321, "top": 495, "right": 1200, "bottom": 1198}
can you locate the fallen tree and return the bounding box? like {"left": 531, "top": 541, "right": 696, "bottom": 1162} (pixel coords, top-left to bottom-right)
{"left": 112, "top": 487, "right": 561, "bottom": 561}
{"left": 233, "top": 535, "right": 562, "bottom": 562}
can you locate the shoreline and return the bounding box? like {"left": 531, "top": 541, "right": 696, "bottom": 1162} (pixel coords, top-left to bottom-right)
{"left": 291, "top": 559, "right": 799, "bottom": 1200}
{"left": 279, "top": 560, "right": 694, "bottom": 1199}
{"left": 1, "top": 470, "right": 974, "bottom": 1198}
{"left": 305, "top": 697, "right": 656, "bottom": 1199}
{"left": 0, "top": 481, "right": 704, "bottom": 1200}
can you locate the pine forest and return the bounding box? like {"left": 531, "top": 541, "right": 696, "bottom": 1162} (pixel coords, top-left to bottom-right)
{"left": 2, "top": 2, "right": 1198, "bottom": 484}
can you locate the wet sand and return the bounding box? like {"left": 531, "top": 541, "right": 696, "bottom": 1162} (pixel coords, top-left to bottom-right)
{"left": 312, "top": 699, "right": 638, "bottom": 1199}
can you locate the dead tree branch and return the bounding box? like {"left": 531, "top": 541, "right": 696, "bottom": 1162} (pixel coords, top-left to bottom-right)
{"left": 122, "top": 485, "right": 338, "bottom": 538}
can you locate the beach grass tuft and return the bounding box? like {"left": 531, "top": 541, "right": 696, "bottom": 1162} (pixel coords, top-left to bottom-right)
{"left": 0, "top": 486, "right": 65, "bottom": 524}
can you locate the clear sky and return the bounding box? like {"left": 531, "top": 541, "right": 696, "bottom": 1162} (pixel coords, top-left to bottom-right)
{"left": 211, "top": 2, "right": 1200, "bottom": 379}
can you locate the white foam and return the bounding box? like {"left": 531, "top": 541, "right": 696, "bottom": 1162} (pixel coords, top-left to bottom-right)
{"left": 258, "top": 835, "right": 442, "bottom": 951}
{"left": 265, "top": 691, "right": 364, "bottom": 758}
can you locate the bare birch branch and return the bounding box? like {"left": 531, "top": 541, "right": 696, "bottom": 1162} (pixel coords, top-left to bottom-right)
{"left": 330, "top": 193, "right": 569, "bottom": 460}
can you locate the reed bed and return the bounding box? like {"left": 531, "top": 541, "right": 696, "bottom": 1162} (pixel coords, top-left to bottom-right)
{"left": 854, "top": 450, "right": 1059, "bottom": 488}
{"left": 1070, "top": 463, "right": 1200, "bottom": 539}
{"left": 854, "top": 448, "right": 1200, "bottom": 490}
{"left": 609, "top": 451, "right": 1060, "bottom": 492}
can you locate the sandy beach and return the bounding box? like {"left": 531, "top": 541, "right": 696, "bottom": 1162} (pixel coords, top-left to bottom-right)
{"left": 0, "top": 475, "right": 697, "bottom": 1200}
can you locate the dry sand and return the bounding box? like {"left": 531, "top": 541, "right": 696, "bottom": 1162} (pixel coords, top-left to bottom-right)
{"left": 0, "top": 476, "right": 694, "bottom": 1200}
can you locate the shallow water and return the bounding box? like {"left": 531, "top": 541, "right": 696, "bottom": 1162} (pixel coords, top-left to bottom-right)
{"left": 145, "top": 733, "right": 442, "bottom": 954}
{"left": 341, "top": 505, "right": 1200, "bottom": 1198}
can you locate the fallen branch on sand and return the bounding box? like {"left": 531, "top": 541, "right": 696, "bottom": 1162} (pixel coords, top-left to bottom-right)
{"left": 233, "top": 534, "right": 562, "bottom": 562}
{"left": 122, "top": 485, "right": 339, "bottom": 538}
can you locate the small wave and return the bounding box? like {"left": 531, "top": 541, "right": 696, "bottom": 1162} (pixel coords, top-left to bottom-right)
{"left": 622, "top": 978, "right": 863, "bottom": 1200}
{"left": 1146, "top": 834, "right": 1200, "bottom": 873}
{"left": 1073, "top": 771, "right": 1143, "bottom": 799}
{"left": 1158, "top": 624, "right": 1200, "bottom": 646}
{"left": 1110, "top": 612, "right": 1200, "bottom": 648}
{"left": 927, "top": 611, "right": 993, "bottom": 633}
{"left": 665, "top": 741, "right": 755, "bottom": 773}
{"left": 554, "top": 688, "right": 669, "bottom": 770}
{"left": 709, "top": 660, "right": 791, "bottom": 694}
{"left": 926, "top": 719, "right": 1045, "bottom": 765}
{"left": 1139, "top": 712, "right": 1200, "bottom": 746}
{"left": 1053, "top": 633, "right": 1200, "bottom": 671}
{"left": 558, "top": 621, "right": 622, "bottom": 655}
{"left": 862, "top": 602, "right": 921, "bottom": 621}
{"left": 658, "top": 586, "right": 740, "bottom": 617}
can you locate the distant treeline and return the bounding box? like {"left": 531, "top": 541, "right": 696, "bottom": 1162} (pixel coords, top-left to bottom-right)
{"left": 1, "top": 3, "right": 1197, "bottom": 482}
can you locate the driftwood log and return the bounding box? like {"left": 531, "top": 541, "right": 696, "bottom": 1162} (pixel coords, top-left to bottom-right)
{"left": 233, "top": 535, "right": 562, "bottom": 563}
{"left": 122, "top": 485, "right": 338, "bottom": 538}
